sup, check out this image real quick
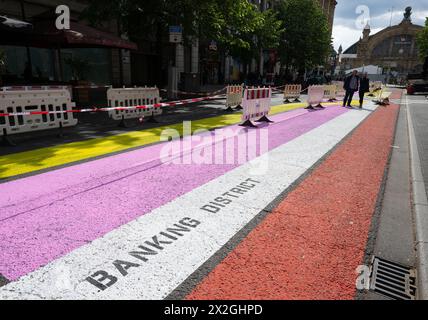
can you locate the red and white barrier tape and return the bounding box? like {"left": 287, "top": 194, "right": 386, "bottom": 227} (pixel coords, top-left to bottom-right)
{"left": 0, "top": 95, "right": 224, "bottom": 118}
{"left": 160, "top": 87, "right": 227, "bottom": 97}
{"left": 0, "top": 84, "right": 311, "bottom": 118}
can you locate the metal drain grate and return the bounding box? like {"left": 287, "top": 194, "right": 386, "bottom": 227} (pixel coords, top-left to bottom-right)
{"left": 370, "top": 257, "right": 417, "bottom": 300}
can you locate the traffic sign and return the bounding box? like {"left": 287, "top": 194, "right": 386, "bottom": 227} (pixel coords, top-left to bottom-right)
{"left": 169, "top": 26, "right": 182, "bottom": 43}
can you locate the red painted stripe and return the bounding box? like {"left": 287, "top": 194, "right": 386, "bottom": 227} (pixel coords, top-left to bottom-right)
{"left": 187, "top": 101, "right": 400, "bottom": 300}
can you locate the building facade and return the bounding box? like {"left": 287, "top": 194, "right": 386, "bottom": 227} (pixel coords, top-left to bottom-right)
{"left": 223, "top": 0, "right": 337, "bottom": 84}
{"left": 0, "top": 0, "right": 132, "bottom": 87}
{"left": 317, "top": 0, "right": 337, "bottom": 37}
{"left": 338, "top": 8, "right": 424, "bottom": 80}
{"left": 1, "top": 0, "right": 338, "bottom": 90}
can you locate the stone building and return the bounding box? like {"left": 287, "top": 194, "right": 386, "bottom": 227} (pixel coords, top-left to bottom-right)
{"left": 338, "top": 7, "right": 424, "bottom": 79}
{"left": 317, "top": 0, "right": 337, "bottom": 37}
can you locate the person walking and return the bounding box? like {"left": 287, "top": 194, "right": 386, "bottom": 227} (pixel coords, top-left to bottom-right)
{"left": 343, "top": 70, "right": 360, "bottom": 108}
{"left": 359, "top": 73, "right": 370, "bottom": 109}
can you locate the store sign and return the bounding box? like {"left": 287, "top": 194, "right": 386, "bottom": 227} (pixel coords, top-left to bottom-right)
{"left": 169, "top": 26, "right": 182, "bottom": 43}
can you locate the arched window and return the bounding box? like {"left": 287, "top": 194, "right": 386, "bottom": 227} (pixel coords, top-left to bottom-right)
{"left": 372, "top": 34, "right": 415, "bottom": 58}
{"left": 391, "top": 35, "right": 413, "bottom": 57}
{"left": 372, "top": 38, "right": 392, "bottom": 57}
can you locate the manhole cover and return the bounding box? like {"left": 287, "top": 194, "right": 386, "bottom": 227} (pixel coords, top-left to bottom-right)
{"left": 370, "top": 257, "right": 417, "bottom": 300}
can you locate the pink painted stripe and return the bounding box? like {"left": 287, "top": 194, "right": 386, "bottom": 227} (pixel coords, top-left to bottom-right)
{"left": 0, "top": 108, "right": 307, "bottom": 212}
{"left": 0, "top": 106, "right": 347, "bottom": 280}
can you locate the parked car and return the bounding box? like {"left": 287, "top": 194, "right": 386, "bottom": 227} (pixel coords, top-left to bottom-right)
{"left": 407, "top": 80, "right": 428, "bottom": 95}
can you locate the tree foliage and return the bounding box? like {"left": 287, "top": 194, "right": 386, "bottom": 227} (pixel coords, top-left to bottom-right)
{"left": 83, "top": 0, "right": 335, "bottom": 76}
{"left": 277, "top": 0, "right": 331, "bottom": 72}
{"left": 83, "top": 0, "right": 283, "bottom": 64}
{"left": 417, "top": 18, "right": 428, "bottom": 60}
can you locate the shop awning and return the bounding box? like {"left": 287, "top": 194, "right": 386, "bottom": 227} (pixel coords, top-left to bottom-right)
{"left": 0, "top": 18, "right": 137, "bottom": 51}
{"left": 30, "top": 20, "right": 137, "bottom": 50}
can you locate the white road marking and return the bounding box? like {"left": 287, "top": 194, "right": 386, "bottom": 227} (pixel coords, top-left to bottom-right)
{"left": 0, "top": 103, "right": 377, "bottom": 300}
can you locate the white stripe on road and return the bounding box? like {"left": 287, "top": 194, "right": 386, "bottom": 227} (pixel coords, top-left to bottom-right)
{"left": 0, "top": 103, "right": 377, "bottom": 300}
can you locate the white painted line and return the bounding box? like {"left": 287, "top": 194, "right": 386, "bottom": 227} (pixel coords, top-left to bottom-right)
{"left": 406, "top": 95, "right": 428, "bottom": 300}
{"left": 0, "top": 103, "right": 378, "bottom": 300}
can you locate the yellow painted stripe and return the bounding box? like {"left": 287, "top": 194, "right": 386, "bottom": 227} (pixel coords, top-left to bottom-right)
{"left": 0, "top": 102, "right": 339, "bottom": 179}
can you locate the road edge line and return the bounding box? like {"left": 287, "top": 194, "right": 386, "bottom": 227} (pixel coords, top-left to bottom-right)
{"left": 406, "top": 94, "right": 428, "bottom": 300}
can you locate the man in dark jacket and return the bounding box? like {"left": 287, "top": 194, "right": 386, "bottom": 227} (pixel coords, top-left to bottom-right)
{"left": 343, "top": 70, "right": 360, "bottom": 108}
{"left": 359, "top": 73, "right": 370, "bottom": 109}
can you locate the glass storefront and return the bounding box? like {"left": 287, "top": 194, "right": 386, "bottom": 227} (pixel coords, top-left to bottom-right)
{"left": 60, "top": 48, "right": 111, "bottom": 85}
{"left": 0, "top": 45, "right": 55, "bottom": 84}
{"left": 0, "top": 46, "right": 111, "bottom": 85}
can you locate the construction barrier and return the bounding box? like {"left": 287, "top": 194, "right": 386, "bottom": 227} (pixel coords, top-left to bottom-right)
{"left": 225, "top": 84, "right": 243, "bottom": 111}
{"left": 0, "top": 87, "right": 77, "bottom": 143}
{"left": 332, "top": 81, "right": 346, "bottom": 99}
{"left": 306, "top": 85, "right": 325, "bottom": 110}
{"left": 323, "top": 84, "right": 337, "bottom": 102}
{"left": 372, "top": 85, "right": 391, "bottom": 106}
{"left": 107, "top": 86, "right": 162, "bottom": 122}
{"left": 283, "top": 84, "right": 302, "bottom": 103}
{"left": 241, "top": 87, "right": 272, "bottom": 127}
{"left": 368, "top": 81, "right": 383, "bottom": 97}
{"left": 0, "top": 87, "right": 224, "bottom": 145}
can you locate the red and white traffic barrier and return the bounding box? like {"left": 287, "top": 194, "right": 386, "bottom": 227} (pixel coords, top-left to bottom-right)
{"left": 0, "top": 87, "right": 77, "bottom": 139}
{"left": 107, "top": 87, "right": 161, "bottom": 121}
{"left": 241, "top": 87, "right": 273, "bottom": 127}
{"left": 283, "top": 84, "right": 302, "bottom": 103}
{"left": 225, "top": 84, "right": 244, "bottom": 111}
{"left": 306, "top": 85, "right": 325, "bottom": 110}
{"left": 323, "top": 85, "right": 337, "bottom": 102}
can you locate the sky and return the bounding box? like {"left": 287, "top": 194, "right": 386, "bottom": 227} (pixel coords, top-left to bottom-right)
{"left": 332, "top": 0, "right": 428, "bottom": 52}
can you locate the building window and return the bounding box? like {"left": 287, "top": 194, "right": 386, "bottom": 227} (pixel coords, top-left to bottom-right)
{"left": 61, "top": 48, "right": 111, "bottom": 85}
{"left": 0, "top": 45, "right": 55, "bottom": 84}
{"left": 372, "top": 38, "right": 392, "bottom": 58}
{"left": 391, "top": 35, "right": 413, "bottom": 57}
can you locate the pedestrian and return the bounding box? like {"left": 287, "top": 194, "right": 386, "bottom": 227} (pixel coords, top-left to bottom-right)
{"left": 359, "top": 72, "right": 370, "bottom": 109}
{"left": 343, "top": 70, "right": 360, "bottom": 108}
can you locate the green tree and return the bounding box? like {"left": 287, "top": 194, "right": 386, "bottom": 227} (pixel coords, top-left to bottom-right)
{"left": 416, "top": 17, "right": 428, "bottom": 73}
{"left": 83, "top": 0, "right": 283, "bottom": 75}
{"left": 277, "top": 0, "right": 331, "bottom": 74}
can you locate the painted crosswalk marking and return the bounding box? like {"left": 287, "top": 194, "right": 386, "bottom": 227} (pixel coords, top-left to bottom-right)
{"left": 0, "top": 103, "right": 377, "bottom": 300}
